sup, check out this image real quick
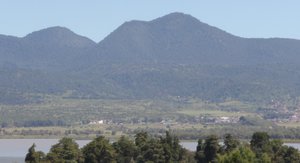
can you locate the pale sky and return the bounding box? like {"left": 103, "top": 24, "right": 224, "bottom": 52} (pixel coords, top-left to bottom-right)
{"left": 0, "top": 0, "right": 299, "bottom": 42}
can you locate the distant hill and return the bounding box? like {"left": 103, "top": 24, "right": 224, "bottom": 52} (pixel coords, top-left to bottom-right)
{"left": 0, "top": 26, "right": 96, "bottom": 70}
{"left": 1, "top": 12, "right": 300, "bottom": 104}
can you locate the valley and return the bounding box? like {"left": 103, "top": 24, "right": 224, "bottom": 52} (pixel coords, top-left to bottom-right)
{"left": 1, "top": 96, "right": 300, "bottom": 140}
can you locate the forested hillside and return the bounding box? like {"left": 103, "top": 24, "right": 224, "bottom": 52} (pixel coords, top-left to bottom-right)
{"left": 1, "top": 12, "right": 300, "bottom": 104}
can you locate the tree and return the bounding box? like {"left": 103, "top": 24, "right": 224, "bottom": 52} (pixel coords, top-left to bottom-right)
{"left": 25, "top": 143, "right": 45, "bottom": 163}
{"left": 268, "top": 139, "right": 300, "bottom": 163}
{"left": 283, "top": 146, "right": 300, "bottom": 163}
{"left": 82, "top": 136, "right": 116, "bottom": 163}
{"left": 135, "top": 131, "right": 148, "bottom": 147}
{"left": 250, "top": 132, "right": 271, "bottom": 155}
{"left": 259, "top": 153, "right": 271, "bottom": 163}
{"left": 217, "top": 146, "right": 256, "bottom": 163}
{"left": 269, "top": 139, "right": 285, "bottom": 163}
{"left": 160, "top": 131, "right": 185, "bottom": 162}
{"left": 204, "top": 135, "right": 220, "bottom": 163}
{"left": 113, "top": 136, "right": 137, "bottom": 163}
{"left": 194, "top": 139, "right": 206, "bottom": 163}
{"left": 46, "top": 137, "right": 82, "bottom": 163}
{"left": 222, "top": 133, "right": 240, "bottom": 153}
{"left": 137, "top": 138, "right": 165, "bottom": 163}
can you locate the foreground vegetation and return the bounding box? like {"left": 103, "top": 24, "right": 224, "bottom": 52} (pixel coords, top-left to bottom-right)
{"left": 25, "top": 131, "right": 300, "bottom": 163}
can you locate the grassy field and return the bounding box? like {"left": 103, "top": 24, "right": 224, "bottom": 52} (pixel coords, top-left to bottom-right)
{"left": 177, "top": 109, "right": 250, "bottom": 117}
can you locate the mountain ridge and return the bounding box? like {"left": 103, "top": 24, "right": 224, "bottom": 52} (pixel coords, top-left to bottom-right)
{"left": 1, "top": 12, "right": 299, "bottom": 43}
{"left": 92, "top": 12, "right": 300, "bottom": 66}
{"left": 1, "top": 12, "right": 300, "bottom": 103}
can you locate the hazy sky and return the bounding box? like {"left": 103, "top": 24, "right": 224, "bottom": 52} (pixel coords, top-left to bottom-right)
{"left": 1, "top": 0, "right": 299, "bottom": 42}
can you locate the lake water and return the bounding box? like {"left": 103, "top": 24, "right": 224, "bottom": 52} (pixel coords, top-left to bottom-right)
{"left": 0, "top": 139, "right": 299, "bottom": 163}
{"left": 0, "top": 139, "right": 89, "bottom": 163}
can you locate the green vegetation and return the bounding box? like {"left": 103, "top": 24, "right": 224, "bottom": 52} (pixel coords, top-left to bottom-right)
{"left": 82, "top": 136, "right": 115, "bottom": 163}
{"left": 1, "top": 97, "right": 300, "bottom": 139}
{"left": 46, "top": 137, "right": 82, "bottom": 162}
{"left": 25, "top": 132, "right": 300, "bottom": 163}
{"left": 25, "top": 144, "right": 45, "bottom": 163}
{"left": 2, "top": 12, "right": 300, "bottom": 143}
{"left": 25, "top": 131, "right": 192, "bottom": 163}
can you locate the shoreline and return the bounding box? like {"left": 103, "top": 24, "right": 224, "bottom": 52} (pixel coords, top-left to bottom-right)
{"left": 1, "top": 137, "right": 300, "bottom": 143}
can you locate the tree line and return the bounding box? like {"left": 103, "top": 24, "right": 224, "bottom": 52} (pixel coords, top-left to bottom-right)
{"left": 25, "top": 131, "right": 300, "bottom": 163}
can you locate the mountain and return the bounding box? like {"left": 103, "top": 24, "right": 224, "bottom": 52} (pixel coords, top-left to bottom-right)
{"left": 93, "top": 12, "right": 242, "bottom": 64}
{"left": 24, "top": 26, "right": 95, "bottom": 48}
{"left": 0, "top": 26, "right": 96, "bottom": 70}
{"left": 1, "top": 12, "right": 300, "bottom": 104}
{"left": 93, "top": 12, "right": 300, "bottom": 65}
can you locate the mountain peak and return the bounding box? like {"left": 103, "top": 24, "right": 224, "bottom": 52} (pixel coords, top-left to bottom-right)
{"left": 38, "top": 26, "right": 70, "bottom": 32}
{"left": 150, "top": 12, "right": 200, "bottom": 24}
{"left": 25, "top": 26, "right": 74, "bottom": 38}
{"left": 24, "top": 26, "right": 95, "bottom": 48}
{"left": 159, "top": 12, "right": 194, "bottom": 19}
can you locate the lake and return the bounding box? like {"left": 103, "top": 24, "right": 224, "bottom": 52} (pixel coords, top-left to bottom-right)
{"left": 0, "top": 139, "right": 299, "bottom": 163}
{"left": 0, "top": 139, "right": 89, "bottom": 163}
